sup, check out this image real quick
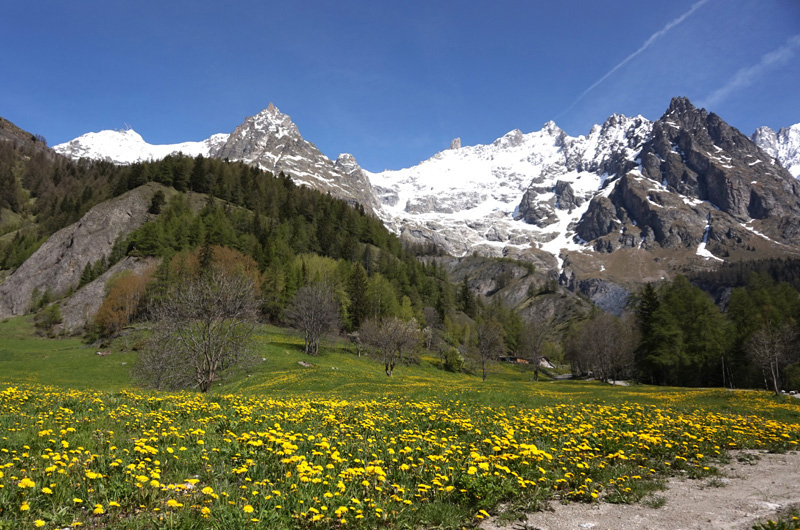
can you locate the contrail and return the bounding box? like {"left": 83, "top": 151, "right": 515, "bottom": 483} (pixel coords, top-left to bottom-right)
{"left": 699, "top": 33, "right": 800, "bottom": 109}
{"left": 556, "top": 0, "right": 710, "bottom": 119}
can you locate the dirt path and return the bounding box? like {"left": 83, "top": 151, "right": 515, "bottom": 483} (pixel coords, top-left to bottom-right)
{"left": 480, "top": 450, "right": 800, "bottom": 530}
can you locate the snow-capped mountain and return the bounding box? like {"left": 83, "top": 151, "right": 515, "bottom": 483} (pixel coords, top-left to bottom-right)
{"left": 53, "top": 128, "right": 229, "bottom": 164}
{"left": 367, "top": 97, "right": 800, "bottom": 287}
{"left": 54, "top": 104, "right": 378, "bottom": 212}
{"left": 366, "top": 115, "right": 652, "bottom": 265}
{"left": 751, "top": 124, "right": 800, "bottom": 178}
{"left": 52, "top": 98, "right": 800, "bottom": 288}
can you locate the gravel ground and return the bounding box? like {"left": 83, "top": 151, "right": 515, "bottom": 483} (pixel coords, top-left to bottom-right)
{"left": 479, "top": 450, "right": 800, "bottom": 530}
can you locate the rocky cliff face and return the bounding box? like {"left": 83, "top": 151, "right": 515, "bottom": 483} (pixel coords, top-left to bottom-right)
{"left": 575, "top": 98, "right": 800, "bottom": 254}
{"left": 0, "top": 183, "right": 164, "bottom": 319}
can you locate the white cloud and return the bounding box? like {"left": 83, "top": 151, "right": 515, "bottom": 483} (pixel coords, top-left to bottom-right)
{"left": 699, "top": 33, "right": 800, "bottom": 109}
{"left": 558, "top": 0, "right": 710, "bottom": 118}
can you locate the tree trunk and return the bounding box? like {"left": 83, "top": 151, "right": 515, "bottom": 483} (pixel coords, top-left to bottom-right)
{"left": 771, "top": 359, "right": 781, "bottom": 395}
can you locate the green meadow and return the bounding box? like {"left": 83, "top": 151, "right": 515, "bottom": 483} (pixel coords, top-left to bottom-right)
{"left": 1, "top": 316, "right": 799, "bottom": 530}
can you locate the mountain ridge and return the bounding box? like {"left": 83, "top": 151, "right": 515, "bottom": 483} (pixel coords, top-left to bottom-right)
{"left": 51, "top": 98, "right": 800, "bottom": 295}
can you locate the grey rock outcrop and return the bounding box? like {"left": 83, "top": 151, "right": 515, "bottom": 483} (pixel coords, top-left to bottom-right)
{"left": 0, "top": 183, "right": 163, "bottom": 319}
{"left": 575, "top": 278, "right": 630, "bottom": 316}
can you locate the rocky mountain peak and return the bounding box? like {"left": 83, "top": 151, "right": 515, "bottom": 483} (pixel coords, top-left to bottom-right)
{"left": 751, "top": 123, "right": 800, "bottom": 178}
{"left": 333, "top": 153, "right": 380, "bottom": 213}
{"left": 449, "top": 137, "right": 461, "bottom": 150}
{"left": 575, "top": 97, "right": 800, "bottom": 277}
{"left": 241, "top": 103, "right": 300, "bottom": 140}
{"left": 494, "top": 129, "right": 525, "bottom": 148}
{"left": 542, "top": 120, "right": 562, "bottom": 135}
{"left": 639, "top": 96, "right": 794, "bottom": 222}
{"left": 214, "top": 108, "right": 378, "bottom": 213}
{"left": 666, "top": 96, "right": 704, "bottom": 118}
{"left": 751, "top": 126, "right": 778, "bottom": 153}
{"left": 334, "top": 153, "right": 359, "bottom": 172}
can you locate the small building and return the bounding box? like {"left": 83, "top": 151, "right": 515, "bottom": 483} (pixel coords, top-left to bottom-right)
{"left": 498, "top": 356, "right": 530, "bottom": 365}
{"left": 498, "top": 356, "right": 556, "bottom": 369}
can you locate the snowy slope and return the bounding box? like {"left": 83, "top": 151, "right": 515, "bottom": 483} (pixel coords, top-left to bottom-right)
{"left": 366, "top": 115, "right": 652, "bottom": 260}
{"left": 53, "top": 129, "right": 229, "bottom": 164}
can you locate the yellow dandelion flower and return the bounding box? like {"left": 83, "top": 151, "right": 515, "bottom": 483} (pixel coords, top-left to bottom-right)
{"left": 34, "top": 521, "right": 46, "bottom": 528}
{"left": 243, "top": 504, "right": 254, "bottom": 513}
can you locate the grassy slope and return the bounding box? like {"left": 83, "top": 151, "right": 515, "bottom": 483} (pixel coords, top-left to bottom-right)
{"left": 1, "top": 316, "right": 798, "bottom": 423}
{"left": 0, "top": 316, "right": 137, "bottom": 390}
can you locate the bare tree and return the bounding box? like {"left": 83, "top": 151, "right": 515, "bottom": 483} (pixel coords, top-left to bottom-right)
{"left": 135, "top": 268, "right": 260, "bottom": 392}
{"left": 747, "top": 323, "right": 796, "bottom": 395}
{"left": 285, "top": 282, "right": 340, "bottom": 355}
{"left": 566, "top": 312, "right": 636, "bottom": 383}
{"left": 519, "top": 319, "right": 552, "bottom": 381}
{"left": 360, "top": 317, "right": 421, "bottom": 376}
{"left": 476, "top": 319, "right": 505, "bottom": 381}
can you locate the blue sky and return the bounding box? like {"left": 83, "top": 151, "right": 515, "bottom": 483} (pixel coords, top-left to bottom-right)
{"left": 2, "top": 0, "right": 799, "bottom": 172}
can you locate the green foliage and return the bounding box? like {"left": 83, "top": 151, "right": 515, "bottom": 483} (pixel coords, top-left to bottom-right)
{"left": 692, "top": 256, "right": 800, "bottom": 292}
{"left": 33, "top": 304, "right": 62, "bottom": 335}
{"left": 443, "top": 346, "right": 465, "bottom": 372}
{"left": 458, "top": 277, "right": 478, "bottom": 318}
{"left": 347, "top": 263, "right": 369, "bottom": 331}
{"left": 147, "top": 189, "right": 165, "bottom": 214}
{"left": 633, "top": 276, "right": 729, "bottom": 386}
{"left": 78, "top": 257, "right": 107, "bottom": 288}
{"left": 30, "top": 287, "right": 54, "bottom": 311}
{"left": 751, "top": 507, "right": 800, "bottom": 530}
{"left": 483, "top": 298, "right": 523, "bottom": 354}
